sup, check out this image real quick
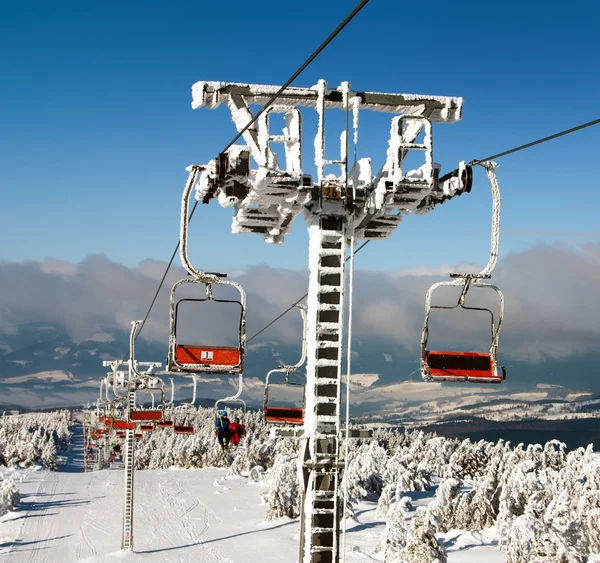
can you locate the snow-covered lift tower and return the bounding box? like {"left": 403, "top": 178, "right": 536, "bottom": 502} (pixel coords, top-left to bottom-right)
{"left": 192, "top": 79, "right": 472, "bottom": 563}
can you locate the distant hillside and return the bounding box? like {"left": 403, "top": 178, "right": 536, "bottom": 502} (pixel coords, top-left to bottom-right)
{"left": 1, "top": 321, "right": 600, "bottom": 409}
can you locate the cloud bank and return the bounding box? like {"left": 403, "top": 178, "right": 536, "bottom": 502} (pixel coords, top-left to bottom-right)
{"left": 1, "top": 242, "right": 599, "bottom": 363}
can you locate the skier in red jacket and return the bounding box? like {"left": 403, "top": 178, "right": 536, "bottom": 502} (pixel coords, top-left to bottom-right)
{"left": 228, "top": 417, "right": 246, "bottom": 446}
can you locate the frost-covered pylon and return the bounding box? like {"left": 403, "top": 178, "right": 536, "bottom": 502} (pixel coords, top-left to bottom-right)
{"left": 192, "top": 79, "right": 471, "bottom": 563}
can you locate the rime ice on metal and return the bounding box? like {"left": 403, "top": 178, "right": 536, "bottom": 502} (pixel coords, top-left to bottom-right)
{"left": 191, "top": 79, "right": 472, "bottom": 563}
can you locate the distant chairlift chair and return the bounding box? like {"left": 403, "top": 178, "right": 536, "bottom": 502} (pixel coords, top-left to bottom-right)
{"left": 263, "top": 305, "right": 307, "bottom": 425}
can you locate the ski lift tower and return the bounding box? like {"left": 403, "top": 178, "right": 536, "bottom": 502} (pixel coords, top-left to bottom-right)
{"left": 191, "top": 79, "right": 473, "bottom": 563}
{"left": 103, "top": 321, "right": 162, "bottom": 551}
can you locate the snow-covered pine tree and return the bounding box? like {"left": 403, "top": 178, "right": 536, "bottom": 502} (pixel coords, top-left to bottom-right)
{"left": 0, "top": 477, "right": 20, "bottom": 517}
{"left": 403, "top": 506, "right": 447, "bottom": 563}
{"left": 265, "top": 440, "right": 301, "bottom": 521}
{"left": 381, "top": 500, "right": 408, "bottom": 563}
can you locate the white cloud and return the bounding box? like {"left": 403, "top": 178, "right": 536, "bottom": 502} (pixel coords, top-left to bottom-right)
{"left": 1, "top": 242, "right": 598, "bottom": 363}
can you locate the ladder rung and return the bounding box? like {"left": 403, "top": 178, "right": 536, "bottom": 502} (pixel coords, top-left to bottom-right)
{"left": 316, "top": 359, "right": 340, "bottom": 367}
{"left": 317, "top": 341, "right": 339, "bottom": 348}
{"left": 318, "top": 286, "right": 341, "bottom": 293}
{"left": 319, "top": 248, "right": 343, "bottom": 257}
{"left": 315, "top": 415, "right": 338, "bottom": 423}
{"left": 319, "top": 266, "right": 343, "bottom": 274}
{"left": 317, "top": 321, "right": 340, "bottom": 329}
{"left": 320, "top": 230, "right": 343, "bottom": 238}
{"left": 318, "top": 303, "right": 341, "bottom": 311}
{"left": 315, "top": 378, "right": 338, "bottom": 386}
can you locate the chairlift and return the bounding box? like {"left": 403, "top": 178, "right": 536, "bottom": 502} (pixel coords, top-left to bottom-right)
{"left": 167, "top": 165, "right": 246, "bottom": 375}
{"left": 263, "top": 305, "right": 307, "bottom": 425}
{"left": 173, "top": 424, "right": 195, "bottom": 435}
{"left": 169, "top": 375, "right": 198, "bottom": 434}
{"left": 420, "top": 163, "right": 506, "bottom": 384}
{"left": 126, "top": 321, "right": 165, "bottom": 421}
{"left": 113, "top": 420, "right": 135, "bottom": 430}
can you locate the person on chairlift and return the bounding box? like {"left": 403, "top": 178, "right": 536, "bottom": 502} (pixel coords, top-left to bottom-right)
{"left": 228, "top": 417, "right": 246, "bottom": 446}
{"left": 215, "top": 410, "right": 231, "bottom": 449}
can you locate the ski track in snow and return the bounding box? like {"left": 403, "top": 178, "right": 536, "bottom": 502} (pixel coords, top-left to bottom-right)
{"left": 0, "top": 424, "right": 506, "bottom": 563}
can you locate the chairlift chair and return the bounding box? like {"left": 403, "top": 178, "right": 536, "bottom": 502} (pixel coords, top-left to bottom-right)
{"left": 173, "top": 407, "right": 196, "bottom": 435}
{"left": 112, "top": 420, "right": 135, "bottom": 430}
{"left": 264, "top": 371, "right": 306, "bottom": 424}
{"left": 167, "top": 165, "right": 247, "bottom": 375}
{"left": 173, "top": 424, "right": 195, "bottom": 435}
{"left": 263, "top": 304, "right": 307, "bottom": 425}
{"left": 420, "top": 162, "right": 506, "bottom": 384}
{"left": 421, "top": 279, "right": 506, "bottom": 383}
{"left": 169, "top": 374, "right": 197, "bottom": 434}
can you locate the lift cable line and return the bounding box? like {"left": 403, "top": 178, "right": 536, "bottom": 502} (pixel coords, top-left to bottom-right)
{"left": 135, "top": 201, "right": 200, "bottom": 344}
{"left": 134, "top": 0, "right": 371, "bottom": 343}
{"left": 244, "top": 115, "right": 600, "bottom": 342}
{"left": 471, "top": 117, "right": 600, "bottom": 165}
{"left": 221, "top": 0, "right": 370, "bottom": 155}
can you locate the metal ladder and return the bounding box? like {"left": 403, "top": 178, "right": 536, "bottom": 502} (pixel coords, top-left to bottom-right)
{"left": 300, "top": 214, "right": 345, "bottom": 563}
{"left": 121, "top": 389, "right": 136, "bottom": 550}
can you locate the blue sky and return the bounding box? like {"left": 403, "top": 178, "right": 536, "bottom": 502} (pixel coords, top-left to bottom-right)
{"left": 1, "top": 0, "right": 599, "bottom": 274}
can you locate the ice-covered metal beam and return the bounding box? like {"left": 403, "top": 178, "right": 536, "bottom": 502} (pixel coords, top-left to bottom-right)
{"left": 192, "top": 81, "right": 463, "bottom": 123}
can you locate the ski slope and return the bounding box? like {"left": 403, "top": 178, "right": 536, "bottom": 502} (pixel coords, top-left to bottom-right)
{"left": 0, "top": 426, "right": 505, "bottom": 562}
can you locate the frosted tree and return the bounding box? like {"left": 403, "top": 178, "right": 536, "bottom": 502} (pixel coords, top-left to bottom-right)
{"left": 542, "top": 439, "right": 567, "bottom": 471}
{"left": 0, "top": 477, "right": 20, "bottom": 516}
{"left": 344, "top": 441, "right": 387, "bottom": 504}
{"left": 497, "top": 459, "right": 547, "bottom": 547}
{"left": 505, "top": 512, "right": 576, "bottom": 563}
{"left": 381, "top": 501, "right": 408, "bottom": 563}
{"left": 463, "top": 475, "right": 496, "bottom": 530}
{"left": 265, "top": 440, "right": 301, "bottom": 520}
{"left": 404, "top": 507, "right": 447, "bottom": 563}
{"left": 426, "top": 477, "right": 461, "bottom": 533}
{"left": 0, "top": 410, "right": 73, "bottom": 469}
{"left": 377, "top": 483, "right": 395, "bottom": 517}
{"left": 396, "top": 462, "right": 432, "bottom": 496}
{"left": 398, "top": 495, "right": 413, "bottom": 512}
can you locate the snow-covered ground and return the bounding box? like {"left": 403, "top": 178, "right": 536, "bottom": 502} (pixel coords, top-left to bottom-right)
{"left": 0, "top": 426, "right": 505, "bottom": 562}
